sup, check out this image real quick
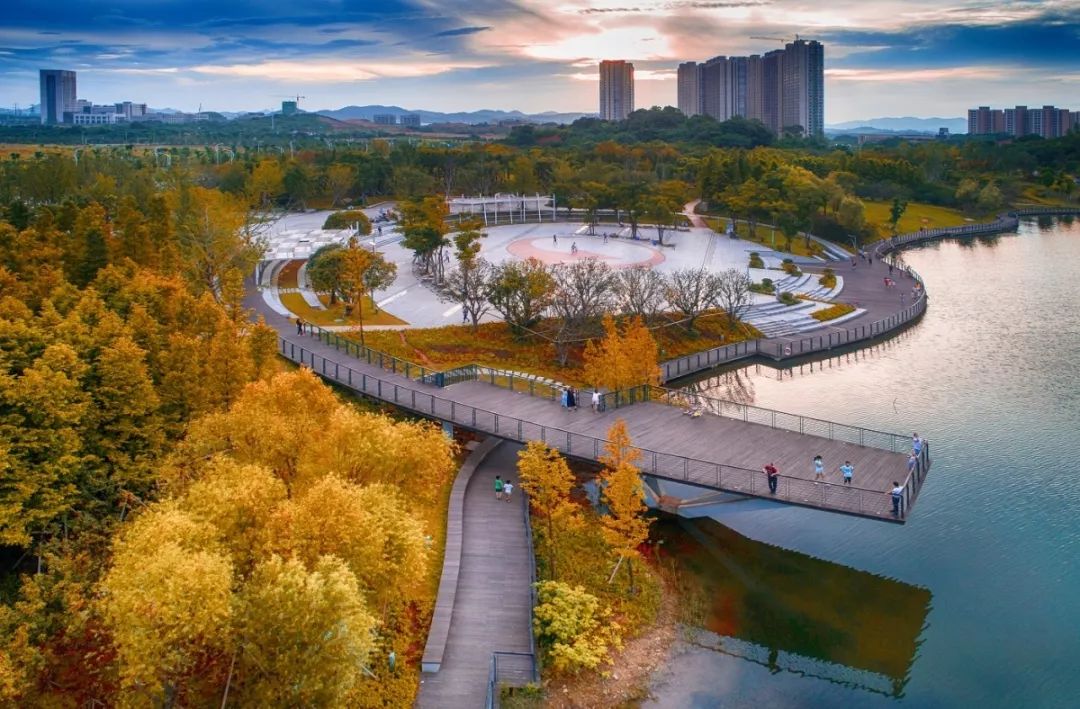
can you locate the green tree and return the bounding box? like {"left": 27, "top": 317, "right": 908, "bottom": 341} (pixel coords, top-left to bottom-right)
{"left": 888, "top": 197, "right": 908, "bottom": 234}
{"left": 488, "top": 258, "right": 555, "bottom": 337}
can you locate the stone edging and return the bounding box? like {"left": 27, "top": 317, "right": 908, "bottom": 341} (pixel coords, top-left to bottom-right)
{"left": 421, "top": 436, "right": 503, "bottom": 673}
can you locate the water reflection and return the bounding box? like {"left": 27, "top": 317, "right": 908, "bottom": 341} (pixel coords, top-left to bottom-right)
{"left": 653, "top": 516, "right": 931, "bottom": 699}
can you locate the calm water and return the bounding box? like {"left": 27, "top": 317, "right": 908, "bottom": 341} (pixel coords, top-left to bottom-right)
{"left": 645, "top": 217, "right": 1080, "bottom": 709}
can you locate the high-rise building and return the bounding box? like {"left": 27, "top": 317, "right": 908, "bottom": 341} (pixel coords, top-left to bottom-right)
{"left": 781, "top": 39, "right": 824, "bottom": 137}
{"left": 281, "top": 100, "right": 298, "bottom": 116}
{"left": 400, "top": 114, "right": 421, "bottom": 127}
{"left": 677, "top": 62, "right": 702, "bottom": 117}
{"left": 970, "top": 104, "right": 1076, "bottom": 138}
{"left": 746, "top": 54, "right": 765, "bottom": 124}
{"left": 373, "top": 114, "right": 397, "bottom": 125}
{"left": 40, "top": 69, "right": 77, "bottom": 125}
{"left": 684, "top": 41, "right": 822, "bottom": 136}
{"left": 599, "top": 60, "right": 635, "bottom": 121}
{"left": 761, "top": 50, "right": 785, "bottom": 134}
{"left": 701, "top": 56, "right": 729, "bottom": 121}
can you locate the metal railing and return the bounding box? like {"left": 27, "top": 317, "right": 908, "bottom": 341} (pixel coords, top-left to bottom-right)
{"left": 486, "top": 652, "right": 539, "bottom": 709}
{"left": 608, "top": 384, "right": 914, "bottom": 453}
{"left": 279, "top": 335, "right": 922, "bottom": 522}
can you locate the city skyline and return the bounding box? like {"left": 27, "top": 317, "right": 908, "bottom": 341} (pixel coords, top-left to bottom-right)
{"left": 2, "top": 1, "right": 1079, "bottom": 121}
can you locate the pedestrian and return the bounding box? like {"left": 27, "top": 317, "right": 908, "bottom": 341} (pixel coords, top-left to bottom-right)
{"left": 462, "top": 305, "right": 469, "bottom": 323}
{"left": 560, "top": 387, "right": 568, "bottom": 409}
{"left": 571, "top": 241, "right": 578, "bottom": 255}
{"left": 603, "top": 232, "right": 609, "bottom": 244}
{"left": 503, "top": 480, "right": 514, "bottom": 503}
{"left": 553, "top": 233, "right": 558, "bottom": 245}
{"left": 891, "top": 481, "right": 904, "bottom": 517}
{"left": 840, "top": 460, "right": 854, "bottom": 485}
{"left": 494, "top": 475, "right": 504, "bottom": 501}
{"left": 912, "top": 432, "right": 923, "bottom": 457}
{"left": 813, "top": 455, "right": 825, "bottom": 482}
{"left": 296, "top": 317, "right": 304, "bottom": 335}
{"left": 907, "top": 453, "right": 918, "bottom": 474}
{"left": 869, "top": 255, "right": 873, "bottom": 265}
{"left": 567, "top": 387, "right": 577, "bottom": 410}
{"left": 764, "top": 462, "right": 779, "bottom": 495}
{"left": 888, "top": 263, "right": 894, "bottom": 275}
{"left": 591, "top": 389, "right": 601, "bottom": 413}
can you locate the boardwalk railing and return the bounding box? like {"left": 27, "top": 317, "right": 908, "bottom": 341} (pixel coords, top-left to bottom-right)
{"left": 608, "top": 384, "right": 914, "bottom": 454}
{"left": 280, "top": 336, "right": 921, "bottom": 522}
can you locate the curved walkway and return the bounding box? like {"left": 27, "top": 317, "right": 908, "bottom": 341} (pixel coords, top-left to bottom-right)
{"left": 416, "top": 441, "right": 534, "bottom": 708}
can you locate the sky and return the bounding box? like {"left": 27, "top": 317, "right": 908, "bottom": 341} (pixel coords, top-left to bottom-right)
{"left": 1, "top": 0, "right": 1078, "bottom": 122}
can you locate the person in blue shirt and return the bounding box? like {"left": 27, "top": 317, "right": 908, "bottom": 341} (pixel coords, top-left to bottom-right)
{"left": 840, "top": 461, "right": 854, "bottom": 485}
{"left": 912, "top": 433, "right": 923, "bottom": 457}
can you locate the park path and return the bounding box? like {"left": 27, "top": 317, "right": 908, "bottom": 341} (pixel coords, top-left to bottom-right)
{"left": 415, "top": 442, "right": 534, "bottom": 708}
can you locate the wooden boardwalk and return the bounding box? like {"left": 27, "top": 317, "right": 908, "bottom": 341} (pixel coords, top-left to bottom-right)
{"left": 248, "top": 288, "right": 930, "bottom": 523}
{"left": 415, "top": 442, "right": 534, "bottom": 708}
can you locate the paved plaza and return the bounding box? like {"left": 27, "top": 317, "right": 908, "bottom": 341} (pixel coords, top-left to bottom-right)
{"left": 258, "top": 206, "right": 846, "bottom": 331}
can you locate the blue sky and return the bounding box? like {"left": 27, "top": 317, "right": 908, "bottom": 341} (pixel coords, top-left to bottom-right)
{"left": 2, "top": 0, "right": 1078, "bottom": 121}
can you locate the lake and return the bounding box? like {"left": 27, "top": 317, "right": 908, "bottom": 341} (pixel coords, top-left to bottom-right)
{"left": 645, "top": 216, "right": 1080, "bottom": 709}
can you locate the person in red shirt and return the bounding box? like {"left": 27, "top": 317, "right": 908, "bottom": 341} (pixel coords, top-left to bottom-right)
{"left": 763, "top": 463, "right": 779, "bottom": 495}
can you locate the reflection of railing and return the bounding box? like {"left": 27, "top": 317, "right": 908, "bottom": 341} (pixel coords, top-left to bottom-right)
{"left": 281, "top": 336, "right": 923, "bottom": 522}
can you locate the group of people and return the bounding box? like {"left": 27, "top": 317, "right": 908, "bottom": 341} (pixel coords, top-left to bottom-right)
{"left": 760, "top": 432, "right": 924, "bottom": 517}
{"left": 560, "top": 386, "right": 579, "bottom": 410}
{"left": 493, "top": 475, "right": 514, "bottom": 502}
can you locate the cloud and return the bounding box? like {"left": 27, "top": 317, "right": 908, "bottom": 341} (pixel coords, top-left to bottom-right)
{"left": 189, "top": 58, "right": 491, "bottom": 82}
{"left": 432, "top": 26, "right": 492, "bottom": 37}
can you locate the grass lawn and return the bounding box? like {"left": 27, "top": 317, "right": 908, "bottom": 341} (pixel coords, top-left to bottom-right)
{"left": 276, "top": 260, "right": 407, "bottom": 327}
{"left": 862, "top": 200, "right": 988, "bottom": 239}
{"left": 357, "top": 313, "right": 761, "bottom": 386}
{"left": 701, "top": 216, "right": 826, "bottom": 258}
{"left": 1015, "top": 184, "right": 1079, "bottom": 207}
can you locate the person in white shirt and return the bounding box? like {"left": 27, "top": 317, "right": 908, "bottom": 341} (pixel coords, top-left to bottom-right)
{"left": 503, "top": 481, "right": 513, "bottom": 503}
{"left": 891, "top": 482, "right": 904, "bottom": 517}
{"left": 591, "top": 390, "right": 601, "bottom": 413}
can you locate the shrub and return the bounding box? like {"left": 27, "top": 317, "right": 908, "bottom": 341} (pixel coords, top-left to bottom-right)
{"left": 749, "top": 277, "right": 774, "bottom": 295}
{"left": 748, "top": 252, "right": 765, "bottom": 269}
{"left": 818, "top": 268, "right": 837, "bottom": 289}
{"left": 777, "top": 291, "right": 799, "bottom": 306}
{"left": 811, "top": 303, "right": 856, "bottom": 321}
{"left": 533, "top": 581, "right": 619, "bottom": 673}
{"left": 781, "top": 259, "right": 801, "bottom": 276}
{"left": 323, "top": 210, "right": 372, "bottom": 234}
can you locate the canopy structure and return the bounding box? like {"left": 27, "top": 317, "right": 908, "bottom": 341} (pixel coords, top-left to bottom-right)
{"left": 447, "top": 193, "right": 555, "bottom": 225}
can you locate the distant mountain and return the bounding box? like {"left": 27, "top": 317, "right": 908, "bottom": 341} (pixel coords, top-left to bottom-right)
{"left": 826, "top": 116, "right": 967, "bottom": 134}
{"left": 317, "top": 105, "right": 594, "bottom": 125}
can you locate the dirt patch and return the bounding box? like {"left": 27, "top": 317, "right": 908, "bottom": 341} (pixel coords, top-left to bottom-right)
{"left": 543, "top": 579, "right": 678, "bottom": 708}
{"left": 399, "top": 331, "right": 435, "bottom": 367}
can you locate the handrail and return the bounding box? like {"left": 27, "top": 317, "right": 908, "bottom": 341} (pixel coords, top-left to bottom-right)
{"left": 280, "top": 335, "right": 918, "bottom": 522}
{"left": 611, "top": 384, "right": 913, "bottom": 454}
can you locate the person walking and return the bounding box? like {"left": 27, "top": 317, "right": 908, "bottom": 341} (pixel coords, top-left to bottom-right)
{"left": 503, "top": 480, "right": 514, "bottom": 503}
{"left": 494, "top": 475, "right": 504, "bottom": 501}
{"left": 462, "top": 305, "right": 469, "bottom": 323}
{"left": 296, "top": 317, "right": 304, "bottom": 335}
{"left": 553, "top": 233, "right": 558, "bottom": 245}
{"left": 813, "top": 455, "right": 825, "bottom": 482}
{"left": 567, "top": 387, "right": 577, "bottom": 410}
{"left": 764, "top": 463, "right": 779, "bottom": 495}
{"left": 891, "top": 481, "right": 904, "bottom": 517}
{"left": 907, "top": 452, "right": 918, "bottom": 475}
{"left": 591, "top": 389, "right": 601, "bottom": 413}
{"left": 603, "top": 232, "right": 609, "bottom": 244}
{"left": 560, "top": 387, "right": 568, "bottom": 409}
{"left": 840, "top": 461, "right": 854, "bottom": 485}
{"left": 912, "top": 432, "right": 923, "bottom": 458}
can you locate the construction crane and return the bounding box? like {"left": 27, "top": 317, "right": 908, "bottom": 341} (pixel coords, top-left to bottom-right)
{"left": 278, "top": 94, "right": 306, "bottom": 107}
{"left": 750, "top": 35, "right": 800, "bottom": 44}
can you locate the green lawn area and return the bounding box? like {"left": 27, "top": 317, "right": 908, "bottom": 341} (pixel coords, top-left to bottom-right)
{"left": 357, "top": 313, "right": 762, "bottom": 386}
{"left": 701, "top": 216, "right": 827, "bottom": 258}
{"left": 862, "top": 200, "right": 987, "bottom": 239}
{"left": 276, "top": 260, "right": 407, "bottom": 327}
